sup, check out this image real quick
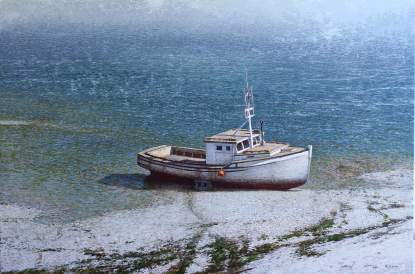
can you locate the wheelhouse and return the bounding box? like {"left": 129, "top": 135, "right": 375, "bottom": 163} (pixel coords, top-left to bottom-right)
{"left": 204, "top": 129, "right": 262, "bottom": 165}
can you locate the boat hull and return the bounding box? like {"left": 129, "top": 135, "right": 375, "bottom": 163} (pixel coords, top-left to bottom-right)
{"left": 137, "top": 146, "right": 312, "bottom": 190}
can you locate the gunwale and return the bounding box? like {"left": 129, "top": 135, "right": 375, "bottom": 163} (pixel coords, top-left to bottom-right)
{"left": 137, "top": 145, "right": 307, "bottom": 172}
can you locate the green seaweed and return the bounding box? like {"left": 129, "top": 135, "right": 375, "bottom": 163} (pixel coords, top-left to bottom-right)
{"left": 166, "top": 241, "right": 197, "bottom": 274}
{"left": 279, "top": 229, "right": 306, "bottom": 240}
{"left": 10, "top": 150, "right": 17, "bottom": 160}
{"left": 200, "top": 222, "right": 219, "bottom": 228}
{"left": 389, "top": 202, "right": 405, "bottom": 208}
{"left": 326, "top": 233, "right": 346, "bottom": 242}
{"left": 297, "top": 238, "right": 324, "bottom": 257}
{"left": 6, "top": 216, "right": 409, "bottom": 274}
{"left": 309, "top": 218, "right": 335, "bottom": 236}
{"left": 206, "top": 237, "right": 234, "bottom": 272}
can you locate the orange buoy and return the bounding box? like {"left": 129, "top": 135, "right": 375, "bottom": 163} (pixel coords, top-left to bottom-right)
{"left": 217, "top": 169, "right": 225, "bottom": 177}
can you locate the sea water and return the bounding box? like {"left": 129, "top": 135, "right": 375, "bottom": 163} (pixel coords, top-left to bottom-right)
{"left": 0, "top": 27, "right": 413, "bottom": 223}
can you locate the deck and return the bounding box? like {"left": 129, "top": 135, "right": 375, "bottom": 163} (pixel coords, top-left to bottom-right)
{"left": 166, "top": 155, "right": 206, "bottom": 163}
{"left": 244, "top": 142, "right": 288, "bottom": 154}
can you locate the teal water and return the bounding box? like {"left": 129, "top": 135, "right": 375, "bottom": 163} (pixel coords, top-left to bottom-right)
{"left": 0, "top": 29, "right": 413, "bottom": 222}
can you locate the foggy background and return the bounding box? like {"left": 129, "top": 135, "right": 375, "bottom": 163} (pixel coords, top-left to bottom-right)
{"left": 1, "top": 0, "right": 414, "bottom": 41}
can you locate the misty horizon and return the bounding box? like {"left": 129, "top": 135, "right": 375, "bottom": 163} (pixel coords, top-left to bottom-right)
{"left": 0, "top": 0, "right": 414, "bottom": 41}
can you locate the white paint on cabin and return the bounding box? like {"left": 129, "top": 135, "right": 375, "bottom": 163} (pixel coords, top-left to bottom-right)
{"left": 205, "top": 136, "right": 265, "bottom": 165}
{"left": 205, "top": 142, "right": 236, "bottom": 165}
{"left": 204, "top": 129, "right": 264, "bottom": 165}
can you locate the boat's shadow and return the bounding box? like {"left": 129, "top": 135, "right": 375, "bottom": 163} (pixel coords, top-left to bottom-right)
{"left": 98, "top": 174, "right": 301, "bottom": 192}
{"left": 98, "top": 173, "right": 194, "bottom": 191}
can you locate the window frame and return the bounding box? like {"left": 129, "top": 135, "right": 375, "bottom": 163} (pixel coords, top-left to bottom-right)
{"left": 253, "top": 136, "right": 260, "bottom": 145}
{"left": 236, "top": 142, "right": 243, "bottom": 151}
{"left": 242, "top": 139, "right": 250, "bottom": 149}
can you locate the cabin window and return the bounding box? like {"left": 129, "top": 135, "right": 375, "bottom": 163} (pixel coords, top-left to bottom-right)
{"left": 242, "top": 139, "right": 250, "bottom": 149}
{"left": 226, "top": 146, "right": 231, "bottom": 151}
{"left": 237, "top": 142, "right": 243, "bottom": 151}
{"left": 216, "top": 145, "right": 222, "bottom": 151}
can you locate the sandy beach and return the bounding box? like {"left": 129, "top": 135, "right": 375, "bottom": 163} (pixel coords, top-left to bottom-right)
{"left": 0, "top": 168, "right": 412, "bottom": 273}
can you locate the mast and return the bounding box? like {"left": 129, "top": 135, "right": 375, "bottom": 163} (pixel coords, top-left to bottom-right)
{"left": 244, "top": 72, "right": 255, "bottom": 148}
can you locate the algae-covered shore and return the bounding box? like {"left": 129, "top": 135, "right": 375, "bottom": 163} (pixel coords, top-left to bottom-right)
{"left": 1, "top": 168, "right": 412, "bottom": 273}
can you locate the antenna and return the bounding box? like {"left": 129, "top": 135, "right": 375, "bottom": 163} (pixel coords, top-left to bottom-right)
{"left": 244, "top": 71, "right": 255, "bottom": 148}
{"left": 245, "top": 70, "right": 249, "bottom": 89}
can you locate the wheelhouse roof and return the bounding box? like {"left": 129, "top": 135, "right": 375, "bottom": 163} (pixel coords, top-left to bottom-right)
{"left": 204, "top": 129, "right": 260, "bottom": 144}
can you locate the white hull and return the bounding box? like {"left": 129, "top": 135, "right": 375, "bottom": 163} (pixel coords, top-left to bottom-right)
{"left": 137, "top": 145, "right": 312, "bottom": 190}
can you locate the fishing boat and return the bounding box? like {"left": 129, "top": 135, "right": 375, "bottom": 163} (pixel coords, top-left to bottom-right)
{"left": 137, "top": 77, "right": 312, "bottom": 190}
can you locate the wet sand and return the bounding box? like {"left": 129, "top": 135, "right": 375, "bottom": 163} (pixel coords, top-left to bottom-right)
{"left": 0, "top": 168, "right": 412, "bottom": 273}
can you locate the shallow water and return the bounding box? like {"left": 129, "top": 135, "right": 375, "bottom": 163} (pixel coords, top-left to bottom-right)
{"left": 0, "top": 28, "right": 413, "bottom": 223}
